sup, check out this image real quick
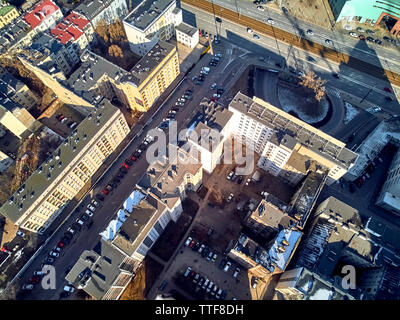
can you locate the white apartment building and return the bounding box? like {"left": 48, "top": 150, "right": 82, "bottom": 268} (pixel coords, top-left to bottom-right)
{"left": 0, "top": 99, "right": 130, "bottom": 234}
{"left": 0, "top": 150, "right": 14, "bottom": 173}
{"left": 123, "top": 0, "right": 182, "bottom": 56}
{"left": 175, "top": 22, "right": 199, "bottom": 48}
{"left": 376, "top": 148, "right": 400, "bottom": 214}
{"left": 228, "top": 93, "right": 358, "bottom": 185}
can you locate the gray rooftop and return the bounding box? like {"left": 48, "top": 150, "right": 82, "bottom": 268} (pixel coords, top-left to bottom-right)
{"left": 122, "top": 40, "right": 176, "bottom": 86}
{"left": 65, "top": 239, "right": 127, "bottom": 300}
{"left": 68, "top": 40, "right": 176, "bottom": 94}
{"left": 0, "top": 72, "right": 25, "bottom": 94}
{"left": 124, "top": 0, "right": 175, "bottom": 31}
{"left": 0, "top": 18, "right": 31, "bottom": 53}
{"left": 228, "top": 92, "right": 358, "bottom": 169}
{"left": 289, "top": 171, "right": 327, "bottom": 228}
{"left": 75, "top": 0, "right": 120, "bottom": 20}
{"left": 0, "top": 98, "right": 119, "bottom": 225}
{"left": 110, "top": 195, "right": 167, "bottom": 256}
{"left": 137, "top": 144, "right": 201, "bottom": 209}
{"left": 251, "top": 199, "right": 295, "bottom": 230}
{"left": 175, "top": 22, "right": 197, "bottom": 37}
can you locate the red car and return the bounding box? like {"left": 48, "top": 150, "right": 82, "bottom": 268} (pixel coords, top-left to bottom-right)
{"left": 189, "top": 240, "right": 196, "bottom": 248}
{"left": 122, "top": 163, "right": 130, "bottom": 170}
{"left": 57, "top": 241, "right": 65, "bottom": 248}
{"left": 102, "top": 188, "right": 109, "bottom": 195}
{"left": 30, "top": 275, "right": 40, "bottom": 284}
{"left": 130, "top": 155, "right": 137, "bottom": 161}
{"left": 384, "top": 87, "right": 392, "bottom": 93}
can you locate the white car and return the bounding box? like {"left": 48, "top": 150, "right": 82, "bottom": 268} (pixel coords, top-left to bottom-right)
{"left": 91, "top": 200, "right": 100, "bottom": 207}
{"left": 267, "top": 18, "right": 274, "bottom": 25}
{"left": 349, "top": 32, "right": 358, "bottom": 38}
{"left": 185, "top": 236, "right": 192, "bottom": 247}
{"left": 215, "top": 53, "right": 223, "bottom": 58}
{"left": 210, "top": 82, "right": 217, "bottom": 90}
{"left": 49, "top": 251, "right": 60, "bottom": 258}
{"left": 257, "top": 5, "right": 264, "bottom": 11}
{"left": 344, "top": 25, "right": 352, "bottom": 31}
{"left": 64, "top": 285, "right": 75, "bottom": 293}
{"left": 85, "top": 209, "right": 93, "bottom": 217}
{"left": 227, "top": 193, "right": 234, "bottom": 203}
{"left": 16, "top": 230, "right": 25, "bottom": 238}
{"left": 224, "top": 261, "right": 232, "bottom": 272}
{"left": 306, "top": 29, "right": 313, "bottom": 35}
{"left": 247, "top": 27, "right": 253, "bottom": 34}
{"left": 87, "top": 204, "right": 96, "bottom": 212}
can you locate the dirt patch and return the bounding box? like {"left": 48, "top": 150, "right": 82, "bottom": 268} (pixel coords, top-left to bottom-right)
{"left": 196, "top": 185, "right": 209, "bottom": 199}
{"left": 151, "top": 212, "right": 193, "bottom": 261}
{"left": 120, "top": 256, "right": 164, "bottom": 300}
{"left": 282, "top": 0, "right": 335, "bottom": 30}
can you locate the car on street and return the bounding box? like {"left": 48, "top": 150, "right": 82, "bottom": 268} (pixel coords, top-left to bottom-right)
{"left": 344, "top": 25, "right": 352, "bottom": 30}
{"left": 306, "top": 29, "right": 313, "bottom": 35}
{"left": 267, "top": 18, "right": 274, "bottom": 24}
{"left": 349, "top": 32, "right": 358, "bottom": 38}
{"left": 87, "top": 204, "right": 96, "bottom": 212}
{"left": 45, "top": 257, "right": 55, "bottom": 264}
{"left": 247, "top": 27, "right": 253, "bottom": 34}
{"left": 356, "top": 27, "right": 364, "bottom": 33}
{"left": 366, "top": 29, "right": 374, "bottom": 35}
{"left": 366, "top": 36, "right": 374, "bottom": 42}
{"left": 49, "top": 251, "right": 59, "bottom": 258}
{"left": 210, "top": 82, "right": 217, "bottom": 90}
{"left": 325, "top": 39, "right": 332, "bottom": 45}
{"left": 253, "top": 34, "right": 260, "bottom": 40}
{"left": 22, "top": 284, "right": 34, "bottom": 290}
{"left": 257, "top": 5, "right": 264, "bottom": 11}
{"left": 57, "top": 240, "right": 65, "bottom": 248}
{"left": 85, "top": 209, "right": 93, "bottom": 217}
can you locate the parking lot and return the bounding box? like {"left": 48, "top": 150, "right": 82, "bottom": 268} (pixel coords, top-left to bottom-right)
{"left": 151, "top": 143, "right": 296, "bottom": 300}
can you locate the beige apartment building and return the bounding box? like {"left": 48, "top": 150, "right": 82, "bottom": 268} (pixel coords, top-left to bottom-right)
{"left": 0, "top": 5, "right": 19, "bottom": 29}
{"left": 21, "top": 40, "right": 180, "bottom": 114}
{"left": 0, "top": 99, "right": 130, "bottom": 234}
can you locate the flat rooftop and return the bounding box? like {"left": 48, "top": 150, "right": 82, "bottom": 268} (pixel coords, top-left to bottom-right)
{"left": 175, "top": 22, "right": 197, "bottom": 36}
{"left": 65, "top": 239, "right": 127, "bottom": 300}
{"left": 124, "top": 0, "right": 175, "bottom": 31}
{"left": 110, "top": 195, "right": 166, "bottom": 257}
{"left": 0, "top": 99, "right": 119, "bottom": 224}
{"left": 75, "top": 0, "right": 119, "bottom": 20}
{"left": 137, "top": 145, "right": 201, "bottom": 209}
{"left": 228, "top": 92, "right": 358, "bottom": 170}
{"left": 252, "top": 199, "right": 295, "bottom": 230}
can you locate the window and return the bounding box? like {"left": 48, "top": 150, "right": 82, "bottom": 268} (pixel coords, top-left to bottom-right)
{"left": 143, "top": 236, "right": 154, "bottom": 248}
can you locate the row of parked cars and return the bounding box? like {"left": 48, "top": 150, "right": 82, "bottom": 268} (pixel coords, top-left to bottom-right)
{"left": 56, "top": 114, "right": 77, "bottom": 129}
{"left": 185, "top": 236, "right": 219, "bottom": 262}
{"left": 183, "top": 266, "right": 228, "bottom": 300}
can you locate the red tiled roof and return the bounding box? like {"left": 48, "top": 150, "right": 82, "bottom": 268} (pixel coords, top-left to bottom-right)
{"left": 50, "top": 12, "right": 86, "bottom": 45}
{"left": 65, "top": 12, "right": 89, "bottom": 30}
{"left": 23, "top": 0, "right": 60, "bottom": 29}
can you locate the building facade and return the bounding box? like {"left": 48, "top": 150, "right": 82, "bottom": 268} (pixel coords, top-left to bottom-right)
{"left": 0, "top": 5, "right": 19, "bottom": 29}
{"left": 328, "top": 0, "right": 400, "bottom": 35}
{"left": 23, "top": 0, "right": 63, "bottom": 34}
{"left": 175, "top": 22, "right": 199, "bottom": 48}
{"left": 0, "top": 70, "right": 38, "bottom": 111}
{"left": 123, "top": 0, "right": 182, "bottom": 56}
{"left": 0, "top": 99, "right": 130, "bottom": 234}
{"left": 376, "top": 147, "right": 400, "bottom": 214}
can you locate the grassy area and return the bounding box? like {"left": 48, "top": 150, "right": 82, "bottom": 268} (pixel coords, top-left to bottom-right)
{"left": 151, "top": 212, "right": 193, "bottom": 261}
{"left": 120, "top": 257, "right": 164, "bottom": 300}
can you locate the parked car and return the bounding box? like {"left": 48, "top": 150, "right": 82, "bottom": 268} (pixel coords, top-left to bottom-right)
{"left": 185, "top": 236, "right": 193, "bottom": 246}
{"left": 189, "top": 240, "right": 196, "bottom": 249}
{"left": 224, "top": 261, "right": 232, "bottom": 272}
{"left": 325, "top": 39, "right": 332, "bottom": 45}
{"left": 22, "top": 284, "right": 34, "bottom": 290}
{"left": 211, "top": 253, "right": 218, "bottom": 262}
{"left": 210, "top": 82, "right": 217, "bottom": 90}
{"left": 247, "top": 27, "right": 253, "bottom": 34}
{"left": 64, "top": 285, "right": 75, "bottom": 293}
{"left": 349, "top": 32, "right": 358, "bottom": 38}
{"left": 57, "top": 240, "right": 66, "bottom": 248}
{"left": 267, "top": 18, "right": 274, "bottom": 24}
{"left": 219, "top": 259, "right": 227, "bottom": 270}
{"left": 227, "top": 193, "right": 234, "bottom": 203}
{"left": 184, "top": 266, "right": 192, "bottom": 277}
{"left": 198, "top": 244, "right": 205, "bottom": 254}
{"left": 257, "top": 5, "right": 264, "bottom": 11}
{"left": 306, "top": 29, "right": 313, "bottom": 35}
{"left": 45, "top": 257, "right": 55, "bottom": 264}
{"left": 87, "top": 204, "right": 96, "bottom": 212}
{"left": 85, "top": 209, "right": 93, "bottom": 217}
{"left": 253, "top": 34, "right": 260, "bottom": 40}
{"left": 227, "top": 171, "right": 234, "bottom": 180}
{"left": 16, "top": 230, "right": 25, "bottom": 238}
{"left": 233, "top": 267, "right": 240, "bottom": 278}
{"left": 206, "top": 251, "right": 213, "bottom": 261}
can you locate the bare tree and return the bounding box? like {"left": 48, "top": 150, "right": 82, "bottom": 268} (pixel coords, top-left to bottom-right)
{"left": 299, "top": 71, "right": 327, "bottom": 102}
